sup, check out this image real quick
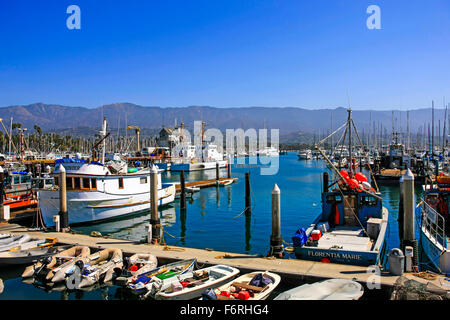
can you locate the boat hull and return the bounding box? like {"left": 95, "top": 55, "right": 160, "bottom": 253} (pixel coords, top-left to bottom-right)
{"left": 171, "top": 160, "right": 228, "bottom": 172}
{"left": 38, "top": 184, "right": 176, "bottom": 227}
{"left": 294, "top": 246, "right": 384, "bottom": 267}
{"left": 420, "top": 226, "right": 450, "bottom": 274}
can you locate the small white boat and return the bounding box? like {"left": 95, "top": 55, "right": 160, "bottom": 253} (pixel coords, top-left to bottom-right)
{"left": 203, "top": 271, "right": 281, "bottom": 300}
{"left": 127, "top": 253, "right": 158, "bottom": 276}
{"left": 153, "top": 265, "right": 240, "bottom": 300}
{"left": 0, "top": 238, "right": 59, "bottom": 265}
{"left": 0, "top": 234, "right": 31, "bottom": 252}
{"left": 22, "top": 245, "right": 91, "bottom": 281}
{"left": 115, "top": 253, "right": 158, "bottom": 286}
{"left": 273, "top": 278, "right": 364, "bottom": 300}
{"left": 127, "top": 258, "right": 196, "bottom": 295}
{"left": 186, "top": 186, "right": 200, "bottom": 193}
{"left": 219, "top": 180, "right": 233, "bottom": 187}
{"left": 73, "top": 248, "right": 123, "bottom": 288}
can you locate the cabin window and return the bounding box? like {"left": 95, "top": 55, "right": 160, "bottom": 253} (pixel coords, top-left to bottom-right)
{"left": 13, "top": 176, "right": 20, "bottom": 184}
{"left": 91, "top": 178, "right": 97, "bottom": 190}
{"left": 82, "top": 178, "right": 90, "bottom": 189}
{"left": 66, "top": 177, "right": 73, "bottom": 189}
{"left": 118, "top": 178, "right": 124, "bottom": 189}
{"left": 45, "top": 179, "right": 53, "bottom": 185}
{"left": 74, "top": 177, "right": 81, "bottom": 190}
{"left": 326, "top": 194, "right": 342, "bottom": 203}
{"left": 360, "top": 196, "right": 377, "bottom": 206}
{"left": 140, "top": 177, "right": 147, "bottom": 184}
{"left": 21, "top": 176, "right": 31, "bottom": 183}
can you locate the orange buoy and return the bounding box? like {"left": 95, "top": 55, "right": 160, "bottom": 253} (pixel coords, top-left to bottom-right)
{"left": 354, "top": 172, "right": 368, "bottom": 183}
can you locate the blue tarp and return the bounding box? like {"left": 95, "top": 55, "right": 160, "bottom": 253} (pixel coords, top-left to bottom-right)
{"left": 292, "top": 228, "right": 308, "bottom": 248}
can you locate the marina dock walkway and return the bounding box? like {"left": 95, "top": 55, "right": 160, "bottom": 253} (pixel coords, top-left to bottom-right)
{"left": 1, "top": 222, "right": 448, "bottom": 293}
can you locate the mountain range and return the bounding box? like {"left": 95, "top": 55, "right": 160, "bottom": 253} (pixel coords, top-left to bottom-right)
{"left": 0, "top": 103, "right": 447, "bottom": 143}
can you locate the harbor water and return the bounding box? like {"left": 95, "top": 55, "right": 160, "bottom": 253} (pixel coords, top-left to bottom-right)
{"left": 0, "top": 152, "right": 421, "bottom": 300}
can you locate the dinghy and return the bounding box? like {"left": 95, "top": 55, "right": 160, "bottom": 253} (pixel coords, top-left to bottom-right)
{"left": 73, "top": 248, "right": 123, "bottom": 288}
{"left": 202, "top": 271, "right": 281, "bottom": 300}
{"left": 153, "top": 264, "right": 240, "bottom": 300}
{"left": 219, "top": 180, "right": 233, "bottom": 187}
{"left": 115, "top": 253, "right": 158, "bottom": 286}
{"left": 0, "top": 238, "right": 59, "bottom": 265}
{"left": 127, "top": 258, "right": 196, "bottom": 295}
{"left": 273, "top": 278, "right": 364, "bottom": 300}
{"left": 0, "top": 234, "right": 31, "bottom": 252}
{"left": 22, "top": 245, "right": 91, "bottom": 281}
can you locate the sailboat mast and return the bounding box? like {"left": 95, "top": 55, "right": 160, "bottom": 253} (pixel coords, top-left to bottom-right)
{"left": 432, "top": 100, "right": 435, "bottom": 159}
{"left": 348, "top": 109, "right": 353, "bottom": 177}
{"left": 101, "top": 117, "right": 107, "bottom": 164}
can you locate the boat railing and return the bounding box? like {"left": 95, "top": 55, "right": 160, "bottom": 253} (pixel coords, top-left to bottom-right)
{"left": 420, "top": 201, "right": 447, "bottom": 248}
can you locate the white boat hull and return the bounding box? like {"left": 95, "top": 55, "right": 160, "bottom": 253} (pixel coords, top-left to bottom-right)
{"left": 154, "top": 265, "right": 240, "bottom": 300}
{"left": 38, "top": 185, "right": 176, "bottom": 227}
{"left": 171, "top": 160, "right": 228, "bottom": 172}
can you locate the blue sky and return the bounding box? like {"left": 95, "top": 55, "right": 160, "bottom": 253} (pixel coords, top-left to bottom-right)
{"left": 0, "top": 0, "right": 449, "bottom": 110}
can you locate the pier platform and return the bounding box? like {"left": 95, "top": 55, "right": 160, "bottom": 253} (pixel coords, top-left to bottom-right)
{"left": 1, "top": 222, "right": 449, "bottom": 298}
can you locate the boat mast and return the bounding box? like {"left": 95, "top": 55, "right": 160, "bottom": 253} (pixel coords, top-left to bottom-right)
{"left": 101, "top": 117, "right": 107, "bottom": 164}
{"left": 432, "top": 100, "right": 435, "bottom": 159}
{"left": 347, "top": 109, "right": 353, "bottom": 177}
{"left": 8, "top": 117, "right": 12, "bottom": 156}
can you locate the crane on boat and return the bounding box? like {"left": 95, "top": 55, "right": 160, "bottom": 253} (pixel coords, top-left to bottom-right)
{"left": 127, "top": 125, "right": 141, "bottom": 155}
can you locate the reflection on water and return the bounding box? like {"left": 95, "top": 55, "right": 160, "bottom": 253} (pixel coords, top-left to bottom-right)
{"left": 74, "top": 206, "right": 177, "bottom": 242}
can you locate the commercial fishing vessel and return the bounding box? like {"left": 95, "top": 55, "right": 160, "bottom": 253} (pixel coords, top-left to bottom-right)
{"left": 417, "top": 175, "right": 450, "bottom": 274}
{"left": 38, "top": 159, "right": 176, "bottom": 227}
{"left": 292, "top": 109, "right": 389, "bottom": 267}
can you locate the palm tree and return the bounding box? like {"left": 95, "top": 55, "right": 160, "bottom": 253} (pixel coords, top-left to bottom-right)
{"left": 34, "top": 125, "right": 42, "bottom": 152}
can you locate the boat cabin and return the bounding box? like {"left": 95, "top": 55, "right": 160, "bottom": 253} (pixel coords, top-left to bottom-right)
{"left": 321, "top": 190, "right": 383, "bottom": 231}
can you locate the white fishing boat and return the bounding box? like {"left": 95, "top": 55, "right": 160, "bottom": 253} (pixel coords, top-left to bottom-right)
{"left": 273, "top": 278, "right": 364, "bottom": 300}
{"left": 258, "top": 147, "right": 279, "bottom": 157}
{"left": 202, "top": 271, "right": 281, "bottom": 300}
{"left": 38, "top": 160, "right": 176, "bottom": 227}
{"left": 298, "top": 149, "right": 312, "bottom": 160}
{"left": 153, "top": 265, "right": 240, "bottom": 300}
{"left": 171, "top": 144, "right": 228, "bottom": 172}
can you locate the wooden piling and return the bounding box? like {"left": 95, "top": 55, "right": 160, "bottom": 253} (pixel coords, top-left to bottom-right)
{"left": 269, "top": 184, "right": 283, "bottom": 257}
{"left": 58, "top": 165, "right": 69, "bottom": 232}
{"left": 398, "top": 176, "right": 404, "bottom": 242}
{"left": 227, "top": 161, "right": 231, "bottom": 179}
{"left": 0, "top": 166, "right": 4, "bottom": 222}
{"left": 402, "top": 168, "right": 418, "bottom": 266}
{"left": 245, "top": 172, "right": 251, "bottom": 216}
{"left": 180, "top": 170, "right": 186, "bottom": 211}
{"left": 150, "top": 165, "right": 161, "bottom": 244}
{"left": 323, "top": 172, "right": 329, "bottom": 193}
{"left": 216, "top": 162, "right": 220, "bottom": 183}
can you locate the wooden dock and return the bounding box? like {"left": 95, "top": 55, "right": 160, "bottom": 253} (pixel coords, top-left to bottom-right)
{"left": 0, "top": 222, "right": 425, "bottom": 290}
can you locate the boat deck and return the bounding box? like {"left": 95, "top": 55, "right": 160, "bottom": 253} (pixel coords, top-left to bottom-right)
{"left": 316, "top": 227, "right": 373, "bottom": 252}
